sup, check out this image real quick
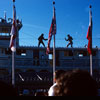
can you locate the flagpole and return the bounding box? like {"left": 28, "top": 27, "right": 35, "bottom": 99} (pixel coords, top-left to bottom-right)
{"left": 53, "top": 1, "right": 56, "bottom": 84}
{"left": 90, "top": 54, "right": 93, "bottom": 76}
{"left": 46, "top": 1, "right": 56, "bottom": 84}
{"left": 89, "top": 5, "right": 93, "bottom": 76}
{"left": 12, "top": 51, "right": 15, "bottom": 85}
{"left": 12, "top": 0, "right": 15, "bottom": 86}
{"left": 53, "top": 34, "right": 56, "bottom": 84}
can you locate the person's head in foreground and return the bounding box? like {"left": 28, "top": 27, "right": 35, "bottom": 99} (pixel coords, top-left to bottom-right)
{"left": 54, "top": 69, "right": 98, "bottom": 96}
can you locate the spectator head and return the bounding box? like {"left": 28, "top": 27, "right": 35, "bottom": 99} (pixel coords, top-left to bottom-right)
{"left": 54, "top": 70, "right": 66, "bottom": 83}
{"left": 54, "top": 69, "right": 98, "bottom": 96}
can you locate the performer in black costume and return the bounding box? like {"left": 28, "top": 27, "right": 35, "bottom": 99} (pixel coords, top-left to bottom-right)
{"left": 38, "top": 33, "right": 48, "bottom": 47}
{"left": 65, "top": 34, "right": 73, "bottom": 47}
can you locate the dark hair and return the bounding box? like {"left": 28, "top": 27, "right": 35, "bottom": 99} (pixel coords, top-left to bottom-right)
{"left": 55, "top": 70, "right": 66, "bottom": 80}
{"left": 41, "top": 33, "right": 44, "bottom": 36}
{"left": 54, "top": 69, "right": 98, "bottom": 96}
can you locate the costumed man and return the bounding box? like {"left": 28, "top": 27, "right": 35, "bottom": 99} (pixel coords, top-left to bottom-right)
{"left": 65, "top": 34, "right": 73, "bottom": 47}
{"left": 38, "top": 33, "right": 48, "bottom": 47}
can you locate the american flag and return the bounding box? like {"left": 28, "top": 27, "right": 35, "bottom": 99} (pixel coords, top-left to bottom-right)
{"left": 9, "top": 5, "right": 17, "bottom": 52}
{"left": 86, "top": 7, "right": 92, "bottom": 55}
{"left": 46, "top": 7, "right": 56, "bottom": 55}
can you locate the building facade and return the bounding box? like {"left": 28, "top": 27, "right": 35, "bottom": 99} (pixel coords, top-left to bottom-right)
{"left": 0, "top": 13, "right": 100, "bottom": 94}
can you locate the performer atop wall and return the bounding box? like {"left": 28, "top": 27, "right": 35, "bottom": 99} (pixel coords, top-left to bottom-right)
{"left": 38, "top": 33, "right": 48, "bottom": 47}
{"left": 65, "top": 34, "right": 73, "bottom": 47}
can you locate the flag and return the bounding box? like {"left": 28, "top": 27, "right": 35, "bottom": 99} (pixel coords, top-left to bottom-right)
{"left": 9, "top": 5, "right": 17, "bottom": 52}
{"left": 46, "top": 7, "right": 56, "bottom": 55}
{"left": 86, "top": 8, "right": 92, "bottom": 55}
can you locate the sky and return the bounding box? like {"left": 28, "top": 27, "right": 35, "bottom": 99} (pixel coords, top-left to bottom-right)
{"left": 0, "top": 0, "right": 100, "bottom": 48}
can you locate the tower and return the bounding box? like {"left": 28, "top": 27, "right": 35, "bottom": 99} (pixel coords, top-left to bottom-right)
{"left": 0, "top": 13, "right": 22, "bottom": 48}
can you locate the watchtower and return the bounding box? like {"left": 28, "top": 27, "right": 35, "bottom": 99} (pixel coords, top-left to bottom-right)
{"left": 0, "top": 12, "right": 22, "bottom": 48}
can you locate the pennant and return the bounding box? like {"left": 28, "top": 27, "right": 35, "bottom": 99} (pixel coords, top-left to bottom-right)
{"left": 9, "top": 5, "right": 17, "bottom": 52}
{"left": 87, "top": 8, "right": 92, "bottom": 55}
{"left": 46, "top": 7, "right": 56, "bottom": 55}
